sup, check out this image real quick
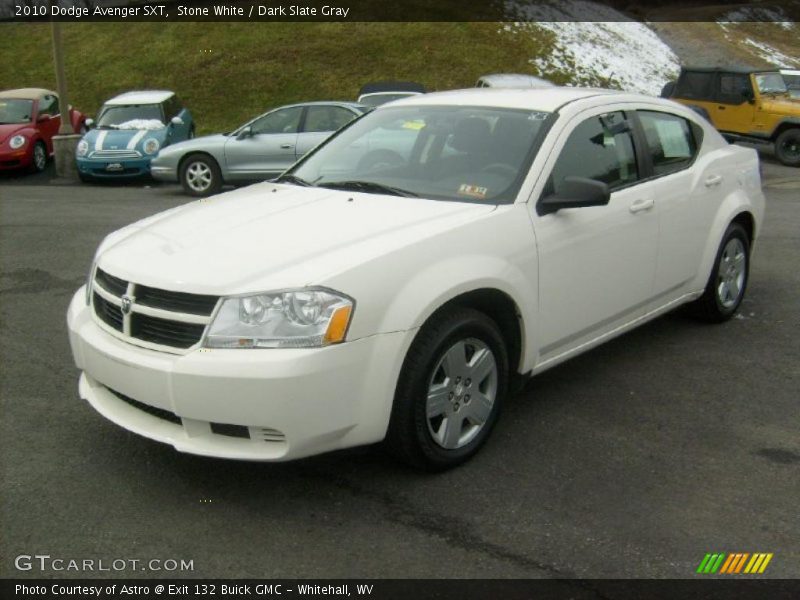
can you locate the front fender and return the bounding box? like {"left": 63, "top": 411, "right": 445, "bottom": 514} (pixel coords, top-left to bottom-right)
{"left": 377, "top": 256, "right": 536, "bottom": 373}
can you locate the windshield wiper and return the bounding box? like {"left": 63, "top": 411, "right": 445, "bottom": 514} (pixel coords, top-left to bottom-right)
{"left": 318, "top": 180, "right": 418, "bottom": 197}
{"left": 273, "top": 173, "right": 314, "bottom": 187}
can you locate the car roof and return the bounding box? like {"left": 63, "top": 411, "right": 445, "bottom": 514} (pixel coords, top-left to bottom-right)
{"left": 381, "top": 87, "right": 627, "bottom": 112}
{"left": 0, "top": 88, "right": 56, "bottom": 100}
{"left": 477, "top": 74, "right": 555, "bottom": 88}
{"left": 681, "top": 66, "right": 777, "bottom": 75}
{"left": 780, "top": 69, "right": 800, "bottom": 76}
{"left": 105, "top": 90, "right": 175, "bottom": 105}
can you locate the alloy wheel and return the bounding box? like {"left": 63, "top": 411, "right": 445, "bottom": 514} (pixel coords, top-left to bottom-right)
{"left": 716, "top": 237, "right": 746, "bottom": 309}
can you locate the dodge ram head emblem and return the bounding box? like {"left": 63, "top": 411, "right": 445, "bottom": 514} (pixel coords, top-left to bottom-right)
{"left": 120, "top": 295, "right": 133, "bottom": 315}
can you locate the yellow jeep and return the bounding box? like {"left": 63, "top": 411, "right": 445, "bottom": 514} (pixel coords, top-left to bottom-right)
{"left": 665, "top": 66, "right": 800, "bottom": 167}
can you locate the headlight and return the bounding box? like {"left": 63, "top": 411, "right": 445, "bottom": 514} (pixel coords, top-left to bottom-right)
{"left": 85, "top": 260, "right": 97, "bottom": 305}
{"left": 205, "top": 288, "right": 354, "bottom": 349}
{"left": 10, "top": 135, "right": 26, "bottom": 149}
{"left": 77, "top": 139, "right": 89, "bottom": 157}
{"left": 143, "top": 138, "right": 160, "bottom": 155}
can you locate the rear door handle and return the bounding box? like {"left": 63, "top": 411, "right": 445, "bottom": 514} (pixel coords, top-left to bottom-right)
{"left": 718, "top": 106, "right": 726, "bottom": 110}
{"left": 280, "top": 144, "right": 294, "bottom": 149}
{"left": 629, "top": 198, "right": 654, "bottom": 214}
{"left": 704, "top": 175, "right": 723, "bottom": 187}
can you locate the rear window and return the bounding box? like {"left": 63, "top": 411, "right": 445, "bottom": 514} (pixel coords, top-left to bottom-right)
{"left": 675, "top": 72, "right": 714, "bottom": 101}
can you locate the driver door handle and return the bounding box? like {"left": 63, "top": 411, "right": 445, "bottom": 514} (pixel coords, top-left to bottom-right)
{"left": 704, "top": 175, "right": 723, "bottom": 187}
{"left": 629, "top": 198, "right": 654, "bottom": 214}
{"left": 280, "top": 144, "right": 294, "bottom": 149}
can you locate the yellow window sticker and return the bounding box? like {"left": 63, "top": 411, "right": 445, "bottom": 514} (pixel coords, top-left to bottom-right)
{"left": 458, "top": 184, "right": 488, "bottom": 199}
{"left": 401, "top": 119, "right": 426, "bottom": 130}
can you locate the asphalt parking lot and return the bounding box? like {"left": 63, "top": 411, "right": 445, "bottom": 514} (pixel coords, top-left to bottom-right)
{"left": 0, "top": 157, "right": 798, "bottom": 580}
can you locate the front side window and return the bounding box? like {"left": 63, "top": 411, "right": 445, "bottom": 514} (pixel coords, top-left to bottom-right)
{"left": 638, "top": 111, "right": 697, "bottom": 176}
{"left": 303, "top": 106, "right": 357, "bottom": 133}
{"left": 288, "top": 105, "right": 551, "bottom": 204}
{"left": 0, "top": 99, "right": 33, "bottom": 124}
{"left": 97, "top": 104, "right": 165, "bottom": 130}
{"left": 250, "top": 106, "right": 303, "bottom": 135}
{"left": 39, "top": 94, "right": 59, "bottom": 116}
{"left": 547, "top": 111, "right": 638, "bottom": 196}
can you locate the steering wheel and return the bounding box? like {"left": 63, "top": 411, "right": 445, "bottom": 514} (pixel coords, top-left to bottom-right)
{"left": 357, "top": 149, "right": 405, "bottom": 172}
{"left": 480, "top": 163, "right": 518, "bottom": 177}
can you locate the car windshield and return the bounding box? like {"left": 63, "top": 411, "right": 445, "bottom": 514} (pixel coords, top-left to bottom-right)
{"left": 754, "top": 73, "right": 788, "bottom": 95}
{"left": 0, "top": 99, "right": 33, "bottom": 124}
{"left": 97, "top": 104, "right": 165, "bottom": 129}
{"left": 782, "top": 73, "right": 800, "bottom": 93}
{"left": 287, "top": 105, "right": 550, "bottom": 204}
{"left": 359, "top": 93, "right": 418, "bottom": 107}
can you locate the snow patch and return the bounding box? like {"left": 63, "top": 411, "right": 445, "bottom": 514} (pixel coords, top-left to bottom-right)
{"left": 741, "top": 38, "right": 799, "bottom": 68}
{"left": 503, "top": 1, "right": 680, "bottom": 96}
{"left": 114, "top": 119, "right": 165, "bottom": 131}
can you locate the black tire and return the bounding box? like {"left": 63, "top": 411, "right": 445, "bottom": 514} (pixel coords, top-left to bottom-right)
{"left": 774, "top": 128, "right": 800, "bottom": 167}
{"left": 29, "top": 141, "right": 47, "bottom": 173}
{"left": 689, "top": 222, "right": 750, "bottom": 322}
{"left": 385, "top": 307, "right": 509, "bottom": 471}
{"left": 180, "top": 154, "right": 222, "bottom": 197}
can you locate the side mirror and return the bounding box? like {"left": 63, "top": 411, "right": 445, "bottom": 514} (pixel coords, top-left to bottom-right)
{"left": 171, "top": 116, "right": 184, "bottom": 127}
{"left": 538, "top": 176, "right": 611, "bottom": 216}
{"left": 85, "top": 118, "right": 95, "bottom": 129}
{"left": 236, "top": 126, "right": 253, "bottom": 140}
{"left": 742, "top": 88, "right": 755, "bottom": 104}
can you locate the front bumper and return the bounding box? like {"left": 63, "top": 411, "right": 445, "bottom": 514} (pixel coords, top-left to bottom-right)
{"left": 76, "top": 156, "right": 153, "bottom": 178}
{"left": 67, "top": 288, "right": 412, "bottom": 460}
{"left": 0, "top": 147, "right": 32, "bottom": 170}
{"left": 150, "top": 164, "right": 179, "bottom": 183}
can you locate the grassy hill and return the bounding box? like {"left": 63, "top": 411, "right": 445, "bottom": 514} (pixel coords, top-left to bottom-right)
{"left": 0, "top": 22, "right": 559, "bottom": 134}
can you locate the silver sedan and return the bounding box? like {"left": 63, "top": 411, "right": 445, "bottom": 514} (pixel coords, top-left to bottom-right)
{"left": 151, "top": 101, "right": 369, "bottom": 196}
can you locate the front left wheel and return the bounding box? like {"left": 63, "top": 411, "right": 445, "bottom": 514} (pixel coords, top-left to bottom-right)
{"left": 180, "top": 154, "right": 222, "bottom": 197}
{"left": 30, "top": 141, "right": 47, "bottom": 173}
{"left": 774, "top": 128, "right": 800, "bottom": 167}
{"left": 385, "top": 307, "right": 509, "bottom": 471}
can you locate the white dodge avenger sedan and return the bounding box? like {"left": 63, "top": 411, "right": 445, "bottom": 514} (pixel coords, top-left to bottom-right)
{"left": 67, "top": 88, "right": 764, "bottom": 470}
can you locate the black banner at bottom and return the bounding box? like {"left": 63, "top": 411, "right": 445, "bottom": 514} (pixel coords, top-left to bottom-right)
{"left": 3, "top": 579, "right": 800, "bottom": 600}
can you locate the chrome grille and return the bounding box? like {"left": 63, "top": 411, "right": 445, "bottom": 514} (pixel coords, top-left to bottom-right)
{"left": 91, "top": 268, "right": 219, "bottom": 351}
{"left": 90, "top": 149, "right": 142, "bottom": 159}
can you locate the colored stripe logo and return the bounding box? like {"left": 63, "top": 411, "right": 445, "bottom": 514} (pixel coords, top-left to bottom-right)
{"left": 696, "top": 552, "right": 773, "bottom": 574}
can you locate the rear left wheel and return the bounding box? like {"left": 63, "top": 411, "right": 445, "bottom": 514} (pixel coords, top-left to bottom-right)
{"left": 385, "top": 307, "right": 509, "bottom": 471}
{"left": 690, "top": 222, "right": 750, "bottom": 322}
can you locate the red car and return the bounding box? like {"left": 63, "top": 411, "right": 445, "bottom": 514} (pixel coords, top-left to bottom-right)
{"left": 0, "top": 88, "right": 87, "bottom": 173}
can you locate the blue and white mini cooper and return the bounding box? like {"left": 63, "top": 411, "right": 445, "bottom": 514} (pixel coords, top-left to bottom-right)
{"left": 76, "top": 90, "right": 194, "bottom": 181}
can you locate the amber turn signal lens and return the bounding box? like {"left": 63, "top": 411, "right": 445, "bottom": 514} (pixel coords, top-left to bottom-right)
{"left": 324, "top": 305, "right": 352, "bottom": 344}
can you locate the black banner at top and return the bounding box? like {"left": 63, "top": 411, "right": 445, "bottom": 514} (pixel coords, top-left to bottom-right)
{"left": 1, "top": 0, "right": 799, "bottom": 22}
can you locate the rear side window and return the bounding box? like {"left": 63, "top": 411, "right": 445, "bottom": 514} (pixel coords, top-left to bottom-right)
{"left": 717, "top": 73, "right": 750, "bottom": 104}
{"left": 548, "top": 111, "right": 638, "bottom": 194}
{"left": 638, "top": 111, "right": 697, "bottom": 176}
{"left": 303, "top": 105, "right": 357, "bottom": 133}
{"left": 675, "top": 72, "right": 713, "bottom": 101}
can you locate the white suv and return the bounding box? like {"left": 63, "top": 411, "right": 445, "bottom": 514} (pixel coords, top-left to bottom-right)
{"left": 67, "top": 88, "right": 764, "bottom": 470}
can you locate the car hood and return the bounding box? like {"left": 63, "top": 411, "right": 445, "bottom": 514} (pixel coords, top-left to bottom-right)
{"left": 0, "top": 123, "right": 29, "bottom": 145}
{"left": 760, "top": 97, "right": 800, "bottom": 115}
{"left": 82, "top": 127, "right": 168, "bottom": 151}
{"left": 97, "top": 182, "right": 496, "bottom": 295}
{"left": 154, "top": 133, "right": 228, "bottom": 158}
